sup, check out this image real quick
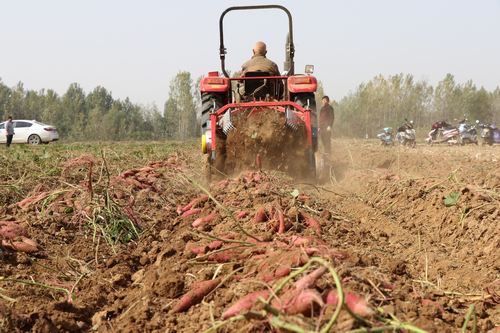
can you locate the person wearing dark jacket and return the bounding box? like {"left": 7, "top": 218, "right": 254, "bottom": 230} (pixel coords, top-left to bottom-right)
{"left": 5, "top": 116, "right": 14, "bottom": 148}
{"left": 319, "top": 96, "right": 334, "bottom": 154}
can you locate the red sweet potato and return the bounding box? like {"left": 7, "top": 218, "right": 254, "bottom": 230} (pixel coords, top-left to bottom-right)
{"left": 256, "top": 154, "right": 262, "bottom": 171}
{"left": 0, "top": 221, "right": 29, "bottom": 238}
{"left": 177, "top": 196, "right": 209, "bottom": 215}
{"left": 182, "top": 208, "right": 203, "bottom": 218}
{"left": 253, "top": 209, "right": 267, "bottom": 224}
{"left": 276, "top": 289, "right": 324, "bottom": 315}
{"left": 222, "top": 290, "right": 271, "bottom": 319}
{"left": 172, "top": 278, "right": 221, "bottom": 312}
{"left": 298, "top": 195, "right": 310, "bottom": 200}
{"left": 277, "top": 209, "right": 285, "bottom": 234}
{"left": 217, "top": 179, "right": 229, "bottom": 187}
{"left": 206, "top": 233, "right": 236, "bottom": 250}
{"left": 18, "top": 192, "right": 48, "bottom": 208}
{"left": 236, "top": 211, "right": 249, "bottom": 218}
{"left": 301, "top": 213, "right": 322, "bottom": 234}
{"left": 294, "top": 266, "right": 327, "bottom": 291}
{"left": 325, "top": 290, "right": 371, "bottom": 317}
{"left": 121, "top": 169, "right": 139, "bottom": 178}
{"left": 2, "top": 236, "right": 38, "bottom": 253}
{"left": 192, "top": 213, "right": 220, "bottom": 227}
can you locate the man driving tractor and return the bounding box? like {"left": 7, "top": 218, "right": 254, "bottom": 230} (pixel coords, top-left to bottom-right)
{"left": 241, "top": 41, "right": 280, "bottom": 76}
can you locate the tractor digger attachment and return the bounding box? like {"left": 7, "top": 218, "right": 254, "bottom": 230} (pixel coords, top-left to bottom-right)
{"left": 219, "top": 109, "right": 235, "bottom": 135}
{"left": 285, "top": 107, "right": 301, "bottom": 131}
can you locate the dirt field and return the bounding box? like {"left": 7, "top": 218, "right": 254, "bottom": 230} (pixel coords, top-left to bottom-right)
{"left": 1, "top": 139, "right": 500, "bottom": 333}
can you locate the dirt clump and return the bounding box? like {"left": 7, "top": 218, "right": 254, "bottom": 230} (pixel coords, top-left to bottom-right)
{"left": 214, "top": 108, "right": 310, "bottom": 180}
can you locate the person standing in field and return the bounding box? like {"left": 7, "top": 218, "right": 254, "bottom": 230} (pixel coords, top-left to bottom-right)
{"left": 5, "top": 116, "right": 14, "bottom": 148}
{"left": 319, "top": 96, "right": 334, "bottom": 155}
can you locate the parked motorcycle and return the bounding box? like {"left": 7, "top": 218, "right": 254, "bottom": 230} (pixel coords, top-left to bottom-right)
{"left": 425, "top": 120, "right": 461, "bottom": 146}
{"left": 478, "top": 123, "right": 500, "bottom": 146}
{"left": 454, "top": 115, "right": 478, "bottom": 145}
{"left": 395, "top": 119, "right": 416, "bottom": 148}
{"left": 377, "top": 127, "right": 393, "bottom": 146}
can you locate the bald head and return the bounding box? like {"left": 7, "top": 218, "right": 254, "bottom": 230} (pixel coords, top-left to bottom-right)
{"left": 253, "top": 41, "right": 267, "bottom": 56}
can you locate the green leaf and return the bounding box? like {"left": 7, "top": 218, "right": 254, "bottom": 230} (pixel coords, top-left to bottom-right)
{"left": 251, "top": 132, "right": 258, "bottom": 139}
{"left": 290, "top": 189, "right": 299, "bottom": 198}
{"left": 444, "top": 192, "right": 460, "bottom": 207}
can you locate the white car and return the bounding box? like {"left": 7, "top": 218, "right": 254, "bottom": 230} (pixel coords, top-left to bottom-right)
{"left": 0, "top": 120, "right": 59, "bottom": 145}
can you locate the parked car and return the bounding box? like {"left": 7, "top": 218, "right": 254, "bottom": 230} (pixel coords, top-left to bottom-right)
{"left": 0, "top": 120, "right": 59, "bottom": 145}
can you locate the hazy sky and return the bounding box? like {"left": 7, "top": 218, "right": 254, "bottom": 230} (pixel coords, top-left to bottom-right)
{"left": 1, "top": 0, "right": 499, "bottom": 107}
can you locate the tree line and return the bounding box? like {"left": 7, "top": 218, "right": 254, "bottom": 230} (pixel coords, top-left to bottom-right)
{"left": 0, "top": 71, "right": 200, "bottom": 141}
{"left": 1, "top": 72, "right": 499, "bottom": 141}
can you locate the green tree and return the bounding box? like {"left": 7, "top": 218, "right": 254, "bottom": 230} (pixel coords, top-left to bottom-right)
{"left": 62, "top": 83, "right": 87, "bottom": 140}
{"left": 165, "top": 71, "right": 196, "bottom": 140}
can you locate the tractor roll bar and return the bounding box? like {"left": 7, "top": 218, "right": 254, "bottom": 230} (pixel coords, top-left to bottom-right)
{"left": 219, "top": 5, "right": 295, "bottom": 79}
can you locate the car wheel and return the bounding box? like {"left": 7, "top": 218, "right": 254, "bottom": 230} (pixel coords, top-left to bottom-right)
{"left": 28, "top": 134, "right": 41, "bottom": 145}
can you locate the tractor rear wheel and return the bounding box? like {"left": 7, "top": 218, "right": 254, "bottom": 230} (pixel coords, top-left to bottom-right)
{"left": 294, "top": 93, "right": 317, "bottom": 124}
{"left": 201, "top": 92, "right": 223, "bottom": 132}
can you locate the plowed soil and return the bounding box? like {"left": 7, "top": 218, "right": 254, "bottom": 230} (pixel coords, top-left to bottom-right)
{"left": 1, "top": 140, "right": 500, "bottom": 333}
{"left": 214, "top": 109, "right": 310, "bottom": 180}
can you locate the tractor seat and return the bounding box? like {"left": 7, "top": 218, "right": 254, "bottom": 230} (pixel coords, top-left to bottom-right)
{"left": 244, "top": 71, "right": 272, "bottom": 99}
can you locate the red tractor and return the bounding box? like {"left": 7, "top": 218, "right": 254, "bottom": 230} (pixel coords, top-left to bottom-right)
{"left": 200, "top": 5, "right": 324, "bottom": 183}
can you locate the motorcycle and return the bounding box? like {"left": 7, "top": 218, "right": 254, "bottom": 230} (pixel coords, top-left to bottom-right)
{"left": 478, "top": 123, "right": 500, "bottom": 146}
{"left": 395, "top": 119, "right": 416, "bottom": 148}
{"left": 454, "top": 115, "right": 478, "bottom": 145}
{"left": 425, "top": 120, "right": 461, "bottom": 146}
{"left": 377, "top": 127, "right": 393, "bottom": 146}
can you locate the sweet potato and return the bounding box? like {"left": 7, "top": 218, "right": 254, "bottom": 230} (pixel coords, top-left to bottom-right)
{"left": 294, "top": 266, "right": 327, "bottom": 291}
{"left": 2, "top": 236, "right": 38, "bottom": 253}
{"left": 253, "top": 209, "right": 267, "bottom": 224}
{"left": 325, "top": 290, "right": 371, "bottom": 317}
{"left": 121, "top": 169, "right": 139, "bottom": 178}
{"left": 217, "top": 179, "right": 229, "bottom": 187}
{"left": 192, "top": 213, "right": 220, "bottom": 227}
{"left": 182, "top": 208, "right": 203, "bottom": 218}
{"left": 236, "top": 211, "right": 249, "bottom": 218}
{"left": 222, "top": 290, "right": 271, "bottom": 319}
{"left": 172, "top": 278, "right": 221, "bottom": 312}
{"left": 276, "top": 289, "right": 324, "bottom": 315}
{"left": 177, "top": 196, "right": 209, "bottom": 215}
{"left": 206, "top": 233, "right": 236, "bottom": 250}
{"left": 277, "top": 209, "right": 285, "bottom": 234}
{"left": 301, "top": 213, "right": 322, "bottom": 234}
{"left": 18, "top": 192, "right": 48, "bottom": 208}
{"left": 0, "top": 221, "right": 29, "bottom": 238}
{"left": 256, "top": 154, "right": 262, "bottom": 171}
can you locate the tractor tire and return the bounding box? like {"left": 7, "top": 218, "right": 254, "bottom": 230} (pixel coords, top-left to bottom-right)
{"left": 294, "top": 93, "right": 317, "bottom": 126}
{"left": 201, "top": 92, "right": 223, "bottom": 131}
